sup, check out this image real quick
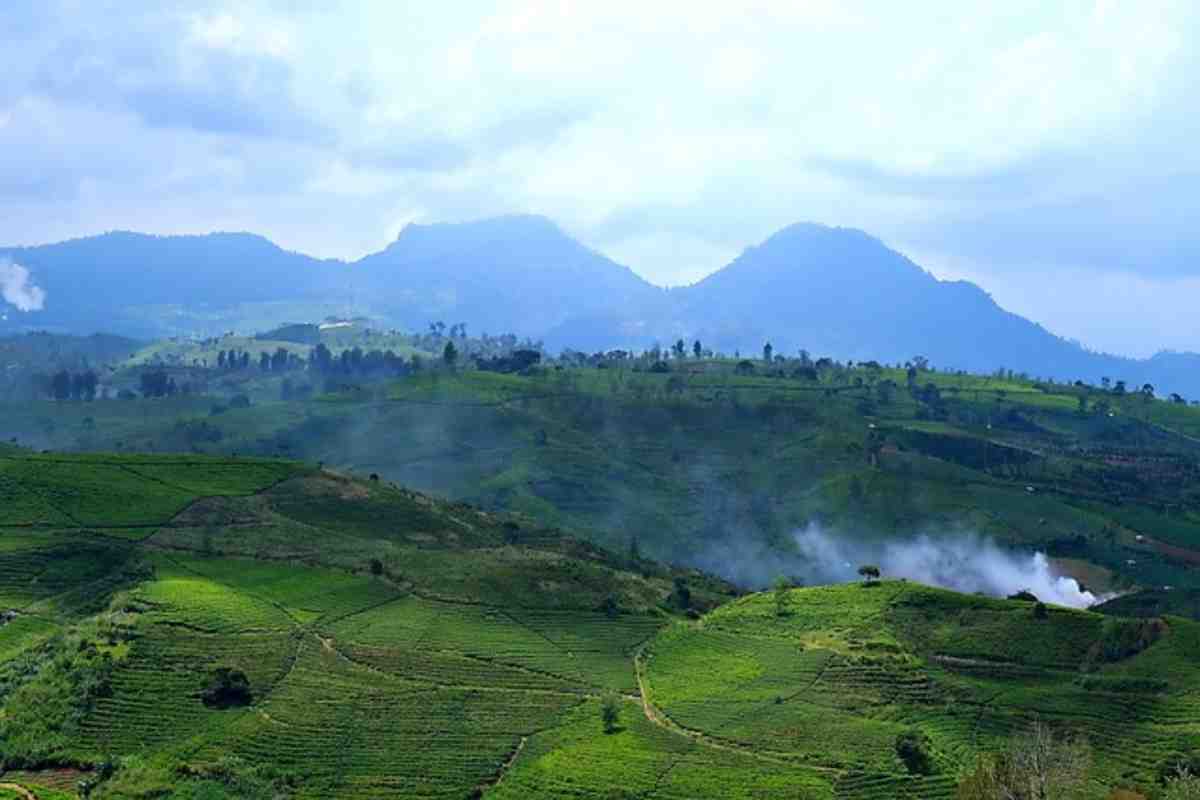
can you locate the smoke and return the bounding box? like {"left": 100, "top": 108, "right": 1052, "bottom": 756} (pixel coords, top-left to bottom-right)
{"left": 691, "top": 526, "right": 1108, "bottom": 609}
{"left": 0, "top": 259, "right": 47, "bottom": 312}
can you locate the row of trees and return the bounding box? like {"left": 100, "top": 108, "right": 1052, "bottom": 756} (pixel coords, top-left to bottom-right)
{"left": 41, "top": 370, "right": 99, "bottom": 401}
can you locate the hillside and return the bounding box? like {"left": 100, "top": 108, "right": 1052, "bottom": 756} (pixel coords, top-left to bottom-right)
{"left": 637, "top": 581, "right": 1200, "bottom": 798}
{"left": 1, "top": 450, "right": 1196, "bottom": 799}
{"left": 7, "top": 359, "right": 1200, "bottom": 602}
{"left": 0, "top": 450, "right": 731, "bottom": 799}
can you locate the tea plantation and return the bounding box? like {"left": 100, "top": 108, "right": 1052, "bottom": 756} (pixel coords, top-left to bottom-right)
{"left": 1, "top": 449, "right": 1197, "bottom": 798}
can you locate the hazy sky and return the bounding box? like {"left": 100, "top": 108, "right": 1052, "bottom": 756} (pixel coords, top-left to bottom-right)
{"left": 2, "top": 2, "right": 1197, "bottom": 356}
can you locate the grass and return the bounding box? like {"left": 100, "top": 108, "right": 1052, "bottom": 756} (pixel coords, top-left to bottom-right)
{"left": 644, "top": 581, "right": 1200, "bottom": 792}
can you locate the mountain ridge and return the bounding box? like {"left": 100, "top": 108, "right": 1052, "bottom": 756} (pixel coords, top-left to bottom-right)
{"left": 3, "top": 215, "right": 1199, "bottom": 396}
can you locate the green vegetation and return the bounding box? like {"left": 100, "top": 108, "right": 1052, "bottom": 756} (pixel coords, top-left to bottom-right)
{"left": 0, "top": 449, "right": 1195, "bottom": 798}
{"left": 3, "top": 339, "right": 1200, "bottom": 797}
{"left": 643, "top": 581, "right": 1200, "bottom": 797}
{"left": 7, "top": 352, "right": 1200, "bottom": 600}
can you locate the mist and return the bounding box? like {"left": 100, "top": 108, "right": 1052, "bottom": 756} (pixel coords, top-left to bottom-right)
{"left": 692, "top": 525, "right": 1106, "bottom": 609}
{"left": 0, "top": 260, "right": 47, "bottom": 312}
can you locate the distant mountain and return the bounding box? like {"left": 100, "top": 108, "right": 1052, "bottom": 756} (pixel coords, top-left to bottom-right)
{"left": 3, "top": 217, "right": 1199, "bottom": 396}
{"left": 0, "top": 231, "right": 341, "bottom": 338}
{"left": 677, "top": 223, "right": 1109, "bottom": 371}
{"left": 348, "top": 215, "right": 663, "bottom": 338}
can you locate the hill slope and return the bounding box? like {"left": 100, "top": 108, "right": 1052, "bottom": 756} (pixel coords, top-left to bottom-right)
{"left": 640, "top": 581, "right": 1200, "bottom": 797}
{"left": 0, "top": 449, "right": 1194, "bottom": 799}
{"left": 0, "top": 450, "right": 734, "bottom": 799}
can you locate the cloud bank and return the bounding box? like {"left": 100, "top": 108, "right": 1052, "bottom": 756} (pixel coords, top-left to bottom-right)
{"left": 1, "top": 2, "right": 1199, "bottom": 354}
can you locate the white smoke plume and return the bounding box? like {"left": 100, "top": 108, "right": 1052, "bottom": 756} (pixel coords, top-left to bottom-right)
{"left": 0, "top": 259, "right": 47, "bottom": 312}
{"left": 692, "top": 525, "right": 1108, "bottom": 609}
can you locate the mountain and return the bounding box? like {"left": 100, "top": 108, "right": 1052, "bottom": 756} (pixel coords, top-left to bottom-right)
{"left": 678, "top": 223, "right": 1118, "bottom": 372}
{"left": 0, "top": 231, "right": 342, "bottom": 338}
{"left": 4, "top": 217, "right": 1199, "bottom": 396}
{"left": 348, "top": 215, "right": 663, "bottom": 338}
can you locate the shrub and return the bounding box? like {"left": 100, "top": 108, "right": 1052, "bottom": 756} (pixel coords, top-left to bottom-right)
{"left": 896, "top": 730, "right": 936, "bottom": 775}
{"left": 600, "top": 692, "right": 621, "bottom": 734}
{"left": 201, "top": 667, "right": 252, "bottom": 709}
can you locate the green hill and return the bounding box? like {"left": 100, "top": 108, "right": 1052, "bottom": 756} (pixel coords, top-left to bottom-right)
{"left": 1, "top": 449, "right": 1198, "bottom": 798}
{"left": 0, "top": 450, "right": 730, "bottom": 799}
{"left": 6, "top": 360, "right": 1200, "bottom": 601}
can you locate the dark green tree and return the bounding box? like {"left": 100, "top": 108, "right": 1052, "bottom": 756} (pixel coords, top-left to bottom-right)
{"left": 443, "top": 340, "right": 458, "bottom": 367}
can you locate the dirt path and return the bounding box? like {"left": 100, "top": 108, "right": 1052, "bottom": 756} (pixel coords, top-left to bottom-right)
{"left": 631, "top": 642, "right": 810, "bottom": 770}
{"left": 0, "top": 783, "right": 38, "bottom": 800}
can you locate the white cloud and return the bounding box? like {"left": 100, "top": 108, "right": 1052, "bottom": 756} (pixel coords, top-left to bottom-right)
{"left": 0, "top": 0, "right": 1198, "bottom": 354}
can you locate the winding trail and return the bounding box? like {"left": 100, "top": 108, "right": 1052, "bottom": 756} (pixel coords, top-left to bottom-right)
{"left": 0, "top": 783, "right": 37, "bottom": 800}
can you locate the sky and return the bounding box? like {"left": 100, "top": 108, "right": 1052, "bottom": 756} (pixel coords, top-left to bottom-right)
{"left": 2, "top": 1, "right": 1198, "bottom": 357}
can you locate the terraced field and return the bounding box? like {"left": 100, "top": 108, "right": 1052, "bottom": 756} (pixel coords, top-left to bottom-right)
{"left": 642, "top": 582, "right": 1200, "bottom": 797}
{"left": 2, "top": 449, "right": 1198, "bottom": 799}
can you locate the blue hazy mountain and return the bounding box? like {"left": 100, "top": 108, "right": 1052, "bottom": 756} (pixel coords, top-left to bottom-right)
{"left": 349, "top": 215, "right": 662, "bottom": 337}
{"left": 3, "top": 217, "right": 1198, "bottom": 397}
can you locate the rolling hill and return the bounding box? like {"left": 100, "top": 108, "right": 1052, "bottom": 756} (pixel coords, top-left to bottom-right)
{"left": 0, "top": 448, "right": 1196, "bottom": 798}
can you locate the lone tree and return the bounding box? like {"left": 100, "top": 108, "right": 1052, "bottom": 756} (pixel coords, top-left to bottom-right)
{"left": 601, "top": 692, "right": 621, "bottom": 734}
{"left": 201, "top": 667, "right": 252, "bottom": 709}
{"left": 693, "top": 339, "right": 702, "bottom": 359}
{"left": 956, "top": 721, "right": 1091, "bottom": 800}
{"left": 442, "top": 340, "right": 458, "bottom": 367}
{"left": 773, "top": 575, "right": 792, "bottom": 617}
{"left": 858, "top": 564, "right": 881, "bottom": 583}
{"left": 763, "top": 341, "right": 773, "bottom": 363}
{"left": 896, "top": 730, "right": 937, "bottom": 775}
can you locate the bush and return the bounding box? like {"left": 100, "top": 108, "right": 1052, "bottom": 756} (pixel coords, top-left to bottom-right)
{"left": 601, "top": 692, "right": 621, "bottom": 734}
{"left": 201, "top": 667, "right": 252, "bottom": 709}
{"left": 896, "top": 730, "right": 936, "bottom": 775}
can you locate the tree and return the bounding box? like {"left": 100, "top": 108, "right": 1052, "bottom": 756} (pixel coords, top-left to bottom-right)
{"left": 1141, "top": 383, "right": 1155, "bottom": 402}
{"left": 955, "top": 721, "right": 1091, "bottom": 800}
{"left": 79, "top": 370, "right": 97, "bottom": 401}
{"left": 50, "top": 370, "right": 72, "bottom": 401}
{"left": 672, "top": 339, "right": 686, "bottom": 359}
{"left": 601, "top": 692, "right": 621, "bottom": 734}
{"left": 672, "top": 577, "right": 691, "bottom": 609}
{"left": 693, "top": 340, "right": 702, "bottom": 359}
{"left": 1163, "top": 767, "right": 1200, "bottom": 800}
{"left": 773, "top": 575, "right": 791, "bottom": 617}
{"left": 858, "top": 565, "right": 881, "bottom": 583}
{"left": 896, "top": 730, "right": 936, "bottom": 775}
{"left": 259, "top": 352, "right": 271, "bottom": 372}
{"left": 201, "top": 667, "right": 252, "bottom": 708}
{"left": 443, "top": 340, "right": 458, "bottom": 367}
{"left": 762, "top": 342, "right": 773, "bottom": 363}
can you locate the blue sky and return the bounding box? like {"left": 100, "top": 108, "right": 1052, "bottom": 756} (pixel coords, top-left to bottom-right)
{"left": 1, "top": 1, "right": 1197, "bottom": 356}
